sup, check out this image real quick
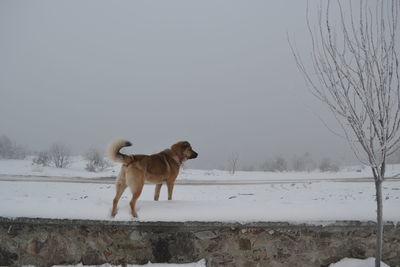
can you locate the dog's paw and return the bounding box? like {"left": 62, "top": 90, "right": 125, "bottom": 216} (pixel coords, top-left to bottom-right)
{"left": 110, "top": 208, "right": 118, "bottom": 218}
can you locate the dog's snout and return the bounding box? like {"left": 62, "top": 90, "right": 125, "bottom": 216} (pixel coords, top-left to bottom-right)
{"left": 190, "top": 151, "right": 198, "bottom": 159}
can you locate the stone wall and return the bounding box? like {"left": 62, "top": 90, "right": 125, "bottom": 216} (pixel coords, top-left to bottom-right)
{"left": 0, "top": 217, "right": 399, "bottom": 267}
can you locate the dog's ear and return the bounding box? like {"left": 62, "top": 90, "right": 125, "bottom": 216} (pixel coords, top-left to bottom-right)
{"left": 171, "top": 142, "right": 184, "bottom": 155}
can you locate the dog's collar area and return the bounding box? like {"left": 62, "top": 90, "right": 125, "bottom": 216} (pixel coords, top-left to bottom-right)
{"left": 163, "top": 149, "right": 182, "bottom": 165}
{"left": 172, "top": 155, "right": 182, "bottom": 165}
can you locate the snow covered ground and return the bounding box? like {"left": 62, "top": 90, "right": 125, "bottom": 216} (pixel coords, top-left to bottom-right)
{"left": 0, "top": 177, "right": 399, "bottom": 223}
{"left": 1, "top": 159, "right": 398, "bottom": 267}
{"left": 0, "top": 158, "right": 399, "bottom": 222}
{"left": 329, "top": 257, "right": 390, "bottom": 267}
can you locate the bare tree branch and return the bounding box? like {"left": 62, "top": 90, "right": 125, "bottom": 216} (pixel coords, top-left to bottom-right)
{"left": 289, "top": 1, "right": 399, "bottom": 265}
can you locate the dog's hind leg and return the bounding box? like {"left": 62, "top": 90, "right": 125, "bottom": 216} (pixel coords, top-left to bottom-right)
{"left": 154, "top": 184, "right": 162, "bottom": 201}
{"left": 129, "top": 178, "right": 144, "bottom": 217}
{"left": 111, "top": 179, "right": 127, "bottom": 217}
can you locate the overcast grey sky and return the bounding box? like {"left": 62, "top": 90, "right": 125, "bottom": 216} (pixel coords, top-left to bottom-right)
{"left": 0, "top": 0, "right": 355, "bottom": 169}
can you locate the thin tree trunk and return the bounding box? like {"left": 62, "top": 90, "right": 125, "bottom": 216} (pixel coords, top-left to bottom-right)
{"left": 374, "top": 176, "right": 383, "bottom": 267}
{"left": 288, "top": 0, "right": 399, "bottom": 265}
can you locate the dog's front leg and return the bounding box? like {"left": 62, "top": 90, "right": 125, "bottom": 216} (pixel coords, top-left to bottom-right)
{"left": 166, "top": 182, "right": 174, "bottom": 200}
{"left": 154, "top": 184, "right": 162, "bottom": 201}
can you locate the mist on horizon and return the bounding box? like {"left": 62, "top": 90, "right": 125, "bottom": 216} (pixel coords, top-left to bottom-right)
{"left": 0, "top": 0, "right": 358, "bottom": 170}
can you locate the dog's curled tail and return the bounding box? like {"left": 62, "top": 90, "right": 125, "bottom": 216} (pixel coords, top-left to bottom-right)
{"left": 107, "top": 139, "right": 133, "bottom": 164}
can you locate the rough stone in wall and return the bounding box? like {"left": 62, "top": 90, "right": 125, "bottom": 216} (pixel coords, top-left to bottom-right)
{"left": 0, "top": 218, "right": 399, "bottom": 267}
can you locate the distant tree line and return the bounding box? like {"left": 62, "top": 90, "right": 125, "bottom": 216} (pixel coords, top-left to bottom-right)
{"left": 0, "top": 134, "right": 111, "bottom": 172}
{"left": 227, "top": 152, "right": 341, "bottom": 173}
{"left": 32, "top": 143, "right": 71, "bottom": 168}
{"left": 32, "top": 144, "right": 111, "bottom": 171}
{"left": 4, "top": 133, "right": 400, "bottom": 174}
{"left": 225, "top": 149, "right": 400, "bottom": 174}
{"left": 260, "top": 153, "right": 340, "bottom": 173}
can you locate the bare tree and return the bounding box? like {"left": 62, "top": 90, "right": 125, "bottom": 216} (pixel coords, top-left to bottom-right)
{"left": 49, "top": 143, "right": 71, "bottom": 168}
{"left": 291, "top": 152, "right": 314, "bottom": 172}
{"left": 290, "top": 1, "right": 399, "bottom": 265}
{"left": 227, "top": 152, "right": 239, "bottom": 175}
{"left": 271, "top": 156, "right": 288, "bottom": 172}
{"left": 278, "top": 157, "right": 289, "bottom": 172}
{"left": 261, "top": 156, "right": 289, "bottom": 172}
{"left": 0, "top": 135, "right": 27, "bottom": 159}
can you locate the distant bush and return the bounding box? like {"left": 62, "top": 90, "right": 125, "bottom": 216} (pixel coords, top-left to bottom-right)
{"left": 261, "top": 156, "right": 288, "bottom": 172}
{"left": 49, "top": 143, "right": 71, "bottom": 168}
{"left": 0, "top": 135, "right": 27, "bottom": 159}
{"left": 12, "top": 145, "right": 27, "bottom": 159}
{"left": 319, "top": 157, "right": 340, "bottom": 172}
{"left": 259, "top": 153, "right": 324, "bottom": 172}
{"left": 290, "top": 153, "right": 315, "bottom": 172}
{"left": 32, "top": 151, "right": 51, "bottom": 167}
{"left": 84, "top": 148, "right": 110, "bottom": 172}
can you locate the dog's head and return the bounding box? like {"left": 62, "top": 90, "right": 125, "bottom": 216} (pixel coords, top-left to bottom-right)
{"left": 171, "top": 141, "right": 198, "bottom": 163}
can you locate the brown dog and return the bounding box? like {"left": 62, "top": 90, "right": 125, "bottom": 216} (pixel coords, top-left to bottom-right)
{"left": 107, "top": 139, "right": 198, "bottom": 217}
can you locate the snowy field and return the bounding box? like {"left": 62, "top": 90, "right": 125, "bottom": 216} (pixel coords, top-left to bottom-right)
{"left": 0, "top": 177, "right": 399, "bottom": 223}
{"left": 1, "top": 159, "right": 398, "bottom": 267}
{"left": 0, "top": 158, "right": 400, "bottom": 223}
